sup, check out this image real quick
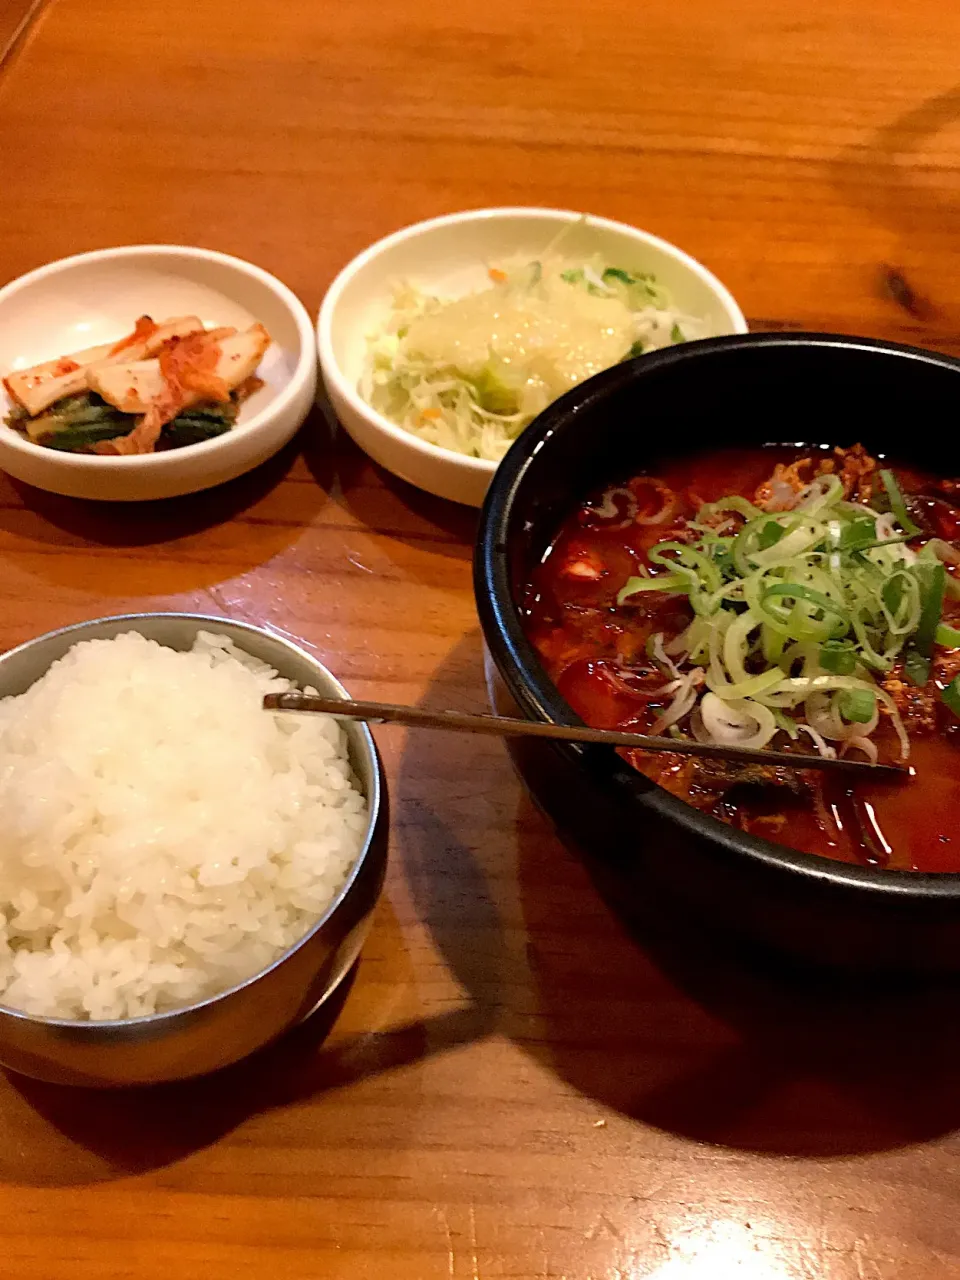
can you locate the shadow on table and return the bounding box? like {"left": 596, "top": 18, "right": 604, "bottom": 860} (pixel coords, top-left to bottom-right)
{"left": 395, "top": 632, "right": 960, "bottom": 1159}
{"left": 0, "top": 416, "right": 328, "bottom": 590}
{"left": 0, "top": 966, "right": 359, "bottom": 1184}
{"left": 0, "top": 898, "right": 489, "bottom": 1188}
{"left": 301, "top": 389, "right": 479, "bottom": 560}
{"left": 521, "top": 820, "right": 960, "bottom": 1156}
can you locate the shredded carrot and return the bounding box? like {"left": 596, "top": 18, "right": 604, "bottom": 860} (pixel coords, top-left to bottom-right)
{"left": 419, "top": 407, "right": 442, "bottom": 422}
{"left": 488, "top": 268, "right": 508, "bottom": 283}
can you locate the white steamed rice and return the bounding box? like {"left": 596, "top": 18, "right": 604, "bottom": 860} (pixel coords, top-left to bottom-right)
{"left": 0, "top": 630, "right": 369, "bottom": 1021}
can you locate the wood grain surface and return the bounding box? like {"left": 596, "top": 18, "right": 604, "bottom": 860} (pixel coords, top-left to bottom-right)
{"left": 0, "top": 0, "right": 44, "bottom": 68}
{"left": 3, "top": 1, "right": 960, "bottom": 1276}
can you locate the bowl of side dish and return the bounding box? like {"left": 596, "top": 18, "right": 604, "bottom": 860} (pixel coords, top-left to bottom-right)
{"left": 318, "top": 208, "right": 747, "bottom": 507}
{"left": 475, "top": 332, "right": 960, "bottom": 973}
{"left": 0, "top": 246, "right": 317, "bottom": 501}
{"left": 0, "top": 613, "right": 387, "bottom": 1085}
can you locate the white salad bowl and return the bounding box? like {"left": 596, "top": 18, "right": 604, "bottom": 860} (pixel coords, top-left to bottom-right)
{"left": 0, "top": 245, "right": 317, "bottom": 501}
{"left": 318, "top": 207, "right": 747, "bottom": 508}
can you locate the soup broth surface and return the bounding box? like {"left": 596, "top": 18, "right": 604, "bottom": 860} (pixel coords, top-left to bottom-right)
{"left": 522, "top": 445, "right": 960, "bottom": 872}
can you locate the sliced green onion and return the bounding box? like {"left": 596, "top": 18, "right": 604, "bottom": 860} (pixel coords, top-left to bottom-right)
{"left": 697, "top": 495, "right": 764, "bottom": 523}
{"left": 762, "top": 626, "right": 789, "bottom": 665}
{"left": 649, "top": 542, "right": 722, "bottom": 592}
{"left": 880, "top": 468, "right": 921, "bottom": 536}
{"left": 646, "top": 543, "right": 723, "bottom": 613}
{"left": 903, "top": 561, "right": 945, "bottom": 686}
{"left": 618, "top": 461, "right": 951, "bottom": 757}
{"left": 730, "top": 515, "right": 784, "bottom": 575}
{"left": 771, "top": 707, "right": 800, "bottom": 739}
{"left": 880, "top": 570, "right": 921, "bottom": 635}
{"left": 820, "top": 639, "right": 857, "bottom": 675}
{"left": 850, "top": 608, "right": 898, "bottom": 671}
{"left": 840, "top": 516, "right": 878, "bottom": 550}
{"left": 617, "top": 574, "right": 688, "bottom": 604}
{"left": 796, "top": 473, "right": 845, "bottom": 514}
{"left": 882, "top": 575, "right": 903, "bottom": 615}
{"left": 838, "top": 688, "right": 876, "bottom": 723}
{"left": 670, "top": 322, "right": 685, "bottom": 343}
{"left": 942, "top": 676, "right": 960, "bottom": 720}
{"left": 758, "top": 520, "right": 785, "bottom": 551}
{"left": 711, "top": 542, "right": 735, "bottom": 578}
{"left": 904, "top": 651, "right": 931, "bottom": 685}
{"left": 705, "top": 667, "right": 785, "bottom": 701}
{"left": 602, "top": 267, "right": 634, "bottom": 286}
{"left": 855, "top": 536, "right": 914, "bottom": 552}
{"left": 761, "top": 582, "right": 850, "bottom": 626}
{"left": 753, "top": 520, "right": 823, "bottom": 567}
{"left": 721, "top": 610, "right": 762, "bottom": 685}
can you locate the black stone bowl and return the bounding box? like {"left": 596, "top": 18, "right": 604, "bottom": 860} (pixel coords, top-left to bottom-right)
{"left": 475, "top": 332, "right": 960, "bottom": 973}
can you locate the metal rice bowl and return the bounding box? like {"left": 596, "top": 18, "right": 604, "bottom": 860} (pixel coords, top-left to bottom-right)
{"left": 0, "top": 613, "right": 388, "bottom": 1087}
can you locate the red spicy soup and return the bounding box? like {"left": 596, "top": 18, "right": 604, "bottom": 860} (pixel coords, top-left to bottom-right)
{"left": 521, "top": 445, "right": 960, "bottom": 872}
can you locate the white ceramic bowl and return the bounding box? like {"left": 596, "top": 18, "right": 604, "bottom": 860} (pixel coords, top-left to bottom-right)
{"left": 0, "top": 245, "right": 317, "bottom": 501}
{"left": 318, "top": 207, "right": 748, "bottom": 507}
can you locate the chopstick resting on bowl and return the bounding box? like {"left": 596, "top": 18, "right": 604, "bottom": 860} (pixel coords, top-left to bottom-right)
{"left": 262, "top": 693, "right": 910, "bottom": 781}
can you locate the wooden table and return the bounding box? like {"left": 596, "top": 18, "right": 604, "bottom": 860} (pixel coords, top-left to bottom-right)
{"left": 2, "top": 0, "right": 960, "bottom": 1275}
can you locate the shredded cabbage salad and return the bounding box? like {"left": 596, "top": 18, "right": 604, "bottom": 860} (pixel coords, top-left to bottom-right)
{"left": 362, "top": 252, "right": 706, "bottom": 461}
{"left": 618, "top": 469, "right": 960, "bottom": 763}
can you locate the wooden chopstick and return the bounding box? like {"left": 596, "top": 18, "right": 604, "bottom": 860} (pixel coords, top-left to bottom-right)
{"left": 262, "top": 693, "right": 910, "bottom": 781}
